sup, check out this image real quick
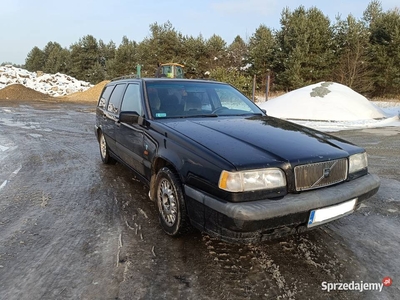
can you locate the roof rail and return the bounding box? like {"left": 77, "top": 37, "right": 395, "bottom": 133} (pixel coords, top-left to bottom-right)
{"left": 111, "top": 74, "right": 139, "bottom": 82}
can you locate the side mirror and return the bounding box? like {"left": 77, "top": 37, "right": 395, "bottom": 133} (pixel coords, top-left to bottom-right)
{"left": 119, "top": 111, "right": 139, "bottom": 124}
{"left": 261, "top": 109, "right": 267, "bottom": 115}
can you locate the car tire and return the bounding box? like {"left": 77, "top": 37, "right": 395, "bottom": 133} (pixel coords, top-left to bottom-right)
{"left": 99, "top": 131, "right": 116, "bottom": 164}
{"left": 155, "top": 167, "right": 191, "bottom": 236}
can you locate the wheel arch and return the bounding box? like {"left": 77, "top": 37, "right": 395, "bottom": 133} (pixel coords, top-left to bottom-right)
{"left": 149, "top": 156, "right": 182, "bottom": 202}
{"left": 95, "top": 126, "right": 103, "bottom": 142}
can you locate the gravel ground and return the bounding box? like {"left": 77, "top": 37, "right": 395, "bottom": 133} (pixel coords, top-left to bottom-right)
{"left": 0, "top": 100, "right": 399, "bottom": 300}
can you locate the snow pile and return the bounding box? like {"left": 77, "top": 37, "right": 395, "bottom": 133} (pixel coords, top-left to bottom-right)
{"left": 258, "top": 82, "right": 400, "bottom": 132}
{"left": 0, "top": 65, "right": 92, "bottom": 97}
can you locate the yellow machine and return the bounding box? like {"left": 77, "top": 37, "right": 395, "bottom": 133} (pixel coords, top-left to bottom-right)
{"left": 156, "top": 63, "right": 184, "bottom": 78}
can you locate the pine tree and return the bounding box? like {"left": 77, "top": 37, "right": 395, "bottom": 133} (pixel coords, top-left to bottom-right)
{"left": 205, "top": 34, "right": 227, "bottom": 70}
{"left": 181, "top": 35, "right": 208, "bottom": 78}
{"left": 366, "top": 4, "right": 400, "bottom": 96}
{"left": 98, "top": 39, "right": 116, "bottom": 79}
{"left": 247, "top": 25, "right": 276, "bottom": 92}
{"left": 137, "top": 21, "right": 184, "bottom": 76}
{"left": 43, "top": 42, "right": 71, "bottom": 74}
{"left": 332, "top": 15, "right": 372, "bottom": 94}
{"left": 25, "top": 46, "right": 45, "bottom": 72}
{"left": 108, "top": 36, "right": 138, "bottom": 78}
{"left": 70, "top": 35, "right": 101, "bottom": 82}
{"left": 227, "top": 35, "right": 248, "bottom": 70}
{"left": 276, "top": 6, "right": 334, "bottom": 90}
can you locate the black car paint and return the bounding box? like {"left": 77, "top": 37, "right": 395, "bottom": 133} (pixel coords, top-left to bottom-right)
{"left": 95, "top": 78, "right": 380, "bottom": 243}
{"left": 141, "top": 115, "right": 366, "bottom": 199}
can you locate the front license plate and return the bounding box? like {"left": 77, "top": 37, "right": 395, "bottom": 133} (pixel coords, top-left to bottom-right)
{"left": 307, "top": 198, "right": 357, "bottom": 228}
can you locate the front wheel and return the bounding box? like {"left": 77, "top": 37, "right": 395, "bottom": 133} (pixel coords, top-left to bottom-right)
{"left": 99, "top": 131, "right": 115, "bottom": 164}
{"left": 155, "top": 167, "right": 191, "bottom": 236}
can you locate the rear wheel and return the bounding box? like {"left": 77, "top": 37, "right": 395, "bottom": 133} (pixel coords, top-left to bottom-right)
{"left": 155, "top": 167, "right": 191, "bottom": 236}
{"left": 99, "top": 131, "right": 115, "bottom": 164}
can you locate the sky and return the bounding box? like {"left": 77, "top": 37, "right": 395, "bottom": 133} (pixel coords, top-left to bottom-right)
{"left": 0, "top": 0, "right": 399, "bottom": 65}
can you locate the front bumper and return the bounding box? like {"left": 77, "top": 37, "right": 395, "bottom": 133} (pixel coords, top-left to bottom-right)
{"left": 184, "top": 173, "right": 380, "bottom": 243}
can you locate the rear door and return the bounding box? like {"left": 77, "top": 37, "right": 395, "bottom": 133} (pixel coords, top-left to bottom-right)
{"left": 102, "top": 83, "right": 127, "bottom": 154}
{"left": 116, "top": 83, "right": 146, "bottom": 177}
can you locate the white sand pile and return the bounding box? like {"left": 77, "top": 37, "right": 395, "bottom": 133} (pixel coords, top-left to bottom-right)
{"left": 259, "top": 82, "right": 388, "bottom": 121}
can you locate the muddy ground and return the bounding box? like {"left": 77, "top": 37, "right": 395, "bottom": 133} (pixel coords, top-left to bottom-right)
{"left": 0, "top": 100, "right": 399, "bottom": 300}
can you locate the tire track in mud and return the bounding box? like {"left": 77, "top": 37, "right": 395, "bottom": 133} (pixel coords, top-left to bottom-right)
{"left": 198, "top": 230, "right": 359, "bottom": 299}
{"left": 200, "top": 235, "right": 297, "bottom": 299}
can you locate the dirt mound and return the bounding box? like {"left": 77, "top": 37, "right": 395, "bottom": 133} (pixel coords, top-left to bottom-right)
{"left": 0, "top": 84, "right": 50, "bottom": 101}
{"left": 64, "top": 80, "right": 110, "bottom": 102}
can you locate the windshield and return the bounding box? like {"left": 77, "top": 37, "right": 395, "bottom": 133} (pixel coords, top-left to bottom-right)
{"left": 145, "top": 81, "right": 263, "bottom": 119}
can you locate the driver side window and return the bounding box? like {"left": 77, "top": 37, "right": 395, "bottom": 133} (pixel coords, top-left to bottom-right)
{"left": 121, "top": 84, "right": 143, "bottom": 115}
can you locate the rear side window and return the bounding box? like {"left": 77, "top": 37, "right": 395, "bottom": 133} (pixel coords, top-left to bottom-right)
{"left": 121, "top": 84, "right": 143, "bottom": 115}
{"left": 107, "top": 84, "right": 126, "bottom": 114}
{"left": 98, "top": 85, "right": 114, "bottom": 109}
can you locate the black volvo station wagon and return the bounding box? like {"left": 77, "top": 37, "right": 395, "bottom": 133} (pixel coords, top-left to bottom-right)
{"left": 95, "top": 78, "right": 380, "bottom": 243}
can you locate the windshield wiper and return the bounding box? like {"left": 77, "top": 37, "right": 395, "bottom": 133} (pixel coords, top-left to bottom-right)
{"left": 226, "top": 113, "right": 263, "bottom": 116}
{"left": 163, "top": 114, "right": 218, "bottom": 119}
{"left": 245, "top": 112, "right": 263, "bottom": 116}
{"left": 188, "top": 114, "right": 218, "bottom": 118}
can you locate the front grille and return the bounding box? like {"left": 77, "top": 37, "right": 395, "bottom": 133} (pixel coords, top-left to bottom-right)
{"left": 294, "top": 158, "right": 348, "bottom": 191}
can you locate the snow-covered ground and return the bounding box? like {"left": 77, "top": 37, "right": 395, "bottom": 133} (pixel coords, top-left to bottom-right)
{"left": 258, "top": 82, "right": 400, "bottom": 132}
{"left": 0, "top": 65, "right": 92, "bottom": 97}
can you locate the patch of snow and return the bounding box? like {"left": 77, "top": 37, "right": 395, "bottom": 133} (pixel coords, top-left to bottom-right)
{"left": 0, "top": 180, "right": 8, "bottom": 190}
{"left": 240, "top": 63, "right": 252, "bottom": 71}
{"left": 0, "top": 145, "right": 10, "bottom": 151}
{"left": 0, "top": 65, "right": 92, "bottom": 97}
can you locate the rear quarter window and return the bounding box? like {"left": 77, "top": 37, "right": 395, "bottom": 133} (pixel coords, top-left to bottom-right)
{"left": 98, "top": 85, "right": 115, "bottom": 109}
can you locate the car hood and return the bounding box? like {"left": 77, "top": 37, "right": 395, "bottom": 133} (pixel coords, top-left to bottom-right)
{"left": 161, "top": 116, "right": 361, "bottom": 170}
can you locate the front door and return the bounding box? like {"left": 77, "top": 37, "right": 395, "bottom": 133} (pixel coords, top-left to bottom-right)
{"left": 116, "top": 83, "right": 146, "bottom": 177}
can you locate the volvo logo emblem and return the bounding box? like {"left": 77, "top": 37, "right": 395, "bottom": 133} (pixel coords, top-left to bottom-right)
{"left": 310, "top": 160, "right": 338, "bottom": 188}
{"left": 323, "top": 168, "right": 331, "bottom": 178}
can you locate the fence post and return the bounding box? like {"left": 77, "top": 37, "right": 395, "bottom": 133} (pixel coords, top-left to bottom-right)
{"left": 252, "top": 75, "right": 256, "bottom": 102}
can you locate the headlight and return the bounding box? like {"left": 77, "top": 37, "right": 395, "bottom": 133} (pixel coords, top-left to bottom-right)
{"left": 218, "top": 168, "right": 286, "bottom": 192}
{"left": 349, "top": 152, "right": 368, "bottom": 174}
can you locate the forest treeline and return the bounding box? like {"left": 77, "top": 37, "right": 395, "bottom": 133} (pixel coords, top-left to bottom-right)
{"left": 17, "top": 1, "right": 400, "bottom": 97}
